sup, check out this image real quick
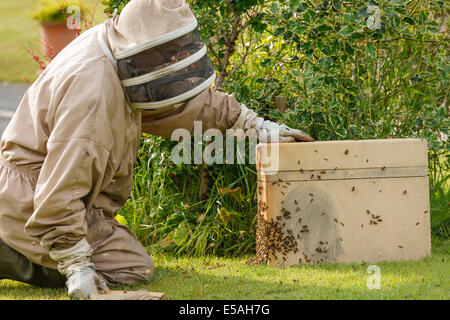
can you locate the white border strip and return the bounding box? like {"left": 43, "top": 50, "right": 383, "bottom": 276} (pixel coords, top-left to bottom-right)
{"left": 121, "top": 45, "right": 207, "bottom": 87}
{"left": 114, "top": 21, "right": 198, "bottom": 60}
{"left": 0, "top": 109, "right": 15, "bottom": 119}
{"left": 132, "top": 73, "right": 216, "bottom": 110}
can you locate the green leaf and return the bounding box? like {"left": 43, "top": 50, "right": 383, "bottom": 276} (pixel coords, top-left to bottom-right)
{"left": 290, "top": 69, "right": 301, "bottom": 77}
{"left": 194, "top": 229, "right": 209, "bottom": 255}
{"left": 173, "top": 221, "right": 189, "bottom": 245}
{"left": 270, "top": 3, "right": 279, "bottom": 14}
{"left": 366, "top": 42, "right": 376, "bottom": 58}
{"left": 332, "top": 0, "right": 342, "bottom": 11}
{"left": 295, "top": 25, "right": 308, "bottom": 34}
{"left": 317, "top": 25, "right": 334, "bottom": 32}
{"left": 338, "top": 26, "right": 355, "bottom": 37}
{"left": 289, "top": 0, "right": 301, "bottom": 10}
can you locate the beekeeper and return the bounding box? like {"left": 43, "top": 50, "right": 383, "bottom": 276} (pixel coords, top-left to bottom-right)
{"left": 0, "top": 0, "right": 313, "bottom": 299}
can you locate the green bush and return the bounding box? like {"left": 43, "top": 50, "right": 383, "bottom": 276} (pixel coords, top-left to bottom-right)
{"left": 106, "top": 0, "right": 449, "bottom": 256}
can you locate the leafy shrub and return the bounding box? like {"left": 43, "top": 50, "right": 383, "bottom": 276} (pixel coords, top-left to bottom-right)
{"left": 105, "top": 0, "right": 449, "bottom": 255}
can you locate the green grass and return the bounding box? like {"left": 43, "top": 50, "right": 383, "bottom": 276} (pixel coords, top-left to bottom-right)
{"left": 1, "top": 239, "right": 448, "bottom": 300}
{"left": 0, "top": 0, "right": 106, "bottom": 83}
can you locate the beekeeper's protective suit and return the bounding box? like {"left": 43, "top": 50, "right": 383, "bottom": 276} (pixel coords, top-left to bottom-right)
{"left": 0, "top": 0, "right": 312, "bottom": 299}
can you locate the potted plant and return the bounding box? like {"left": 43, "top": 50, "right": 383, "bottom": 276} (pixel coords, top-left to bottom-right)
{"left": 32, "top": 0, "right": 83, "bottom": 57}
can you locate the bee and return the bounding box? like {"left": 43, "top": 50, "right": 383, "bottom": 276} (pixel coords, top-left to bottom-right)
{"left": 281, "top": 191, "right": 286, "bottom": 195}
{"left": 344, "top": 149, "right": 349, "bottom": 155}
{"left": 321, "top": 212, "right": 325, "bottom": 216}
{"left": 403, "top": 190, "right": 407, "bottom": 195}
{"left": 398, "top": 245, "right": 403, "bottom": 249}
{"left": 314, "top": 149, "right": 319, "bottom": 153}
{"left": 377, "top": 219, "right": 383, "bottom": 222}
{"left": 319, "top": 241, "right": 324, "bottom": 245}
{"left": 366, "top": 209, "right": 371, "bottom": 215}
{"left": 373, "top": 221, "right": 378, "bottom": 225}
{"left": 310, "top": 174, "right": 315, "bottom": 179}
{"left": 298, "top": 218, "right": 302, "bottom": 223}
{"left": 361, "top": 224, "right": 364, "bottom": 228}
{"left": 294, "top": 200, "right": 298, "bottom": 205}
{"left": 366, "top": 159, "right": 369, "bottom": 163}
{"left": 310, "top": 198, "right": 314, "bottom": 203}
{"left": 323, "top": 158, "right": 328, "bottom": 162}
{"left": 340, "top": 222, "right": 345, "bottom": 227}
{"left": 300, "top": 169, "right": 304, "bottom": 173}
{"left": 351, "top": 186, "right": 356, "bottom": 192}
{"left": 334, "top": 167, "right": 338, "bottom": 170}
{"left": 416, "top": 222, "right": 420, "bottom": 226}
{"left": 339, "top": 238, "right": 343, "bottom": 241}
{"left": 296, "top": 207, "right": 301, "bottom": 212}
{"left": 381, "top": 166, "right": 386, "bottom": 171}
{"left": 317, "top": 175, "right": 322, "bottom": 180}
{"left": 334, "top": 218, "right": 338, "bottom": 223}
{"left": 297, "top": 160, "right": 301, "bottom": 165}
{"left": 424, "top": 210, "right": 428, "bottom": 214}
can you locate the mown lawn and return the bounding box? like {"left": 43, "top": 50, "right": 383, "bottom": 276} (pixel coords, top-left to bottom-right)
{"left": 0, "top": 0, "right": 106, "bottom": 83}
{"left": 0, "top": 238, "right": 448, "bottom": 300}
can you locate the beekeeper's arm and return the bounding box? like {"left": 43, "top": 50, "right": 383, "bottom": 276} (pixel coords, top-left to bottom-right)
{"left": 24, "top": 64, "right": 115, "bottom": 299}
{"left": 141, "top": 87, "right": 313, "bottom": 143}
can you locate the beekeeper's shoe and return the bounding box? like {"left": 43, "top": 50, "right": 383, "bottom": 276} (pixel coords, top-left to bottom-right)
{"left": 0, "top": 238, "right": 66, "bottom": 288}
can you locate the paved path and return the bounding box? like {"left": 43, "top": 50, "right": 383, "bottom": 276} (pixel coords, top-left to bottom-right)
{"left": 0, "top": 83, "right": 30, "bottom": 137}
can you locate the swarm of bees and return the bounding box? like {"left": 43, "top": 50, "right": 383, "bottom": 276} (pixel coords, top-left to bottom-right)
{"left": 247, "top": 200, "right": 299, "bottom": 265}
{"left": 248, "top": 193, "right": 331, "bottom": 266}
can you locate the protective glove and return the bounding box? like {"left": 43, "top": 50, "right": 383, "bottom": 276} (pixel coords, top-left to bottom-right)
{"left": 230, "top": 104, "right": 314, "bottom": 143}
{"left": 49, "top": 238, "right": 108, "bottom": 300}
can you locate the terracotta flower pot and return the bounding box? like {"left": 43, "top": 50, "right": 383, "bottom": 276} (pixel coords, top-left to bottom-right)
{"left": 40, "top": 21, "right": 78, "bottom": 57}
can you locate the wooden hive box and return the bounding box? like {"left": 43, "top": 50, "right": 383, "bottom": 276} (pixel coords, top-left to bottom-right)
{"left": 255, "top": 139, "right": 431, "bottom": 266}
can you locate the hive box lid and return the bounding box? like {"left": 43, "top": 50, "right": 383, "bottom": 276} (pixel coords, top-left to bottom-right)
{"left": 256, "top": 138, "right": 428, "bottom": 173}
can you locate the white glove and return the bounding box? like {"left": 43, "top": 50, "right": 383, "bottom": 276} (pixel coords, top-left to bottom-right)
{"left": 230, "top": 104, "right": 314, "bottom": 143}
{"left": 49, "top": 238, "right": 108, "bottom": 299}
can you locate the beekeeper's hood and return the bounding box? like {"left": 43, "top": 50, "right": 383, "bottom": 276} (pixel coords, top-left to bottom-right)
{"left": 103, "top": 0, "right": 216, "bottom": 111}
